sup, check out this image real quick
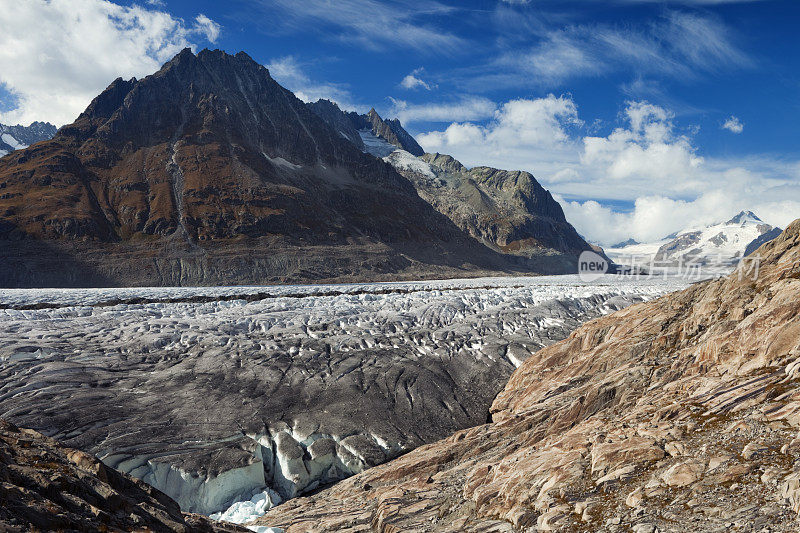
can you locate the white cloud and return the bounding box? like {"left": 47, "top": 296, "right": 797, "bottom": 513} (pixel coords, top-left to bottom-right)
{"left": 400, "top": 68, "right": 434, "bottom": 91}
{"left": 388, "top": 96, "right": 496, "bottom": 123}
{"left": 722, "top": 115, "right": 744, "bottom": 133}
{"left": 416, "top": 97, "right": 800, "bottom": 245}
{"left": 401, "top": 75, "right": 430, "bottom": 90}
{"left": 265, "top": 56, "right": 356, "bottom": 110}
{"left": 0, "top": 0, "right": 220, "bottom": 126}
{"left": 580, "top": 102, "right": 704, "bottom": 188}
{"left": 560, "top": 192, "right": 800, "bottom": 246}
{"left": 194, "top": 14, "right": 221, "bottom": 43}
{"left": 418, "top": 94, "right": 582, "bottom": 170}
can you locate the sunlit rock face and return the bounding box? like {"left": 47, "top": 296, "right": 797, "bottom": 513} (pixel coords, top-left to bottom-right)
{"left": 255, "top": 220, "right": 800, "bottom": 533}
{"left": 0, "top": 276, "right": 679, "bottom": 515}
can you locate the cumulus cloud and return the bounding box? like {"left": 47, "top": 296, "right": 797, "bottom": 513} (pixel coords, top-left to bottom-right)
{"left": 265, "top": 56, "right": 356, "bottom": 109}
{"left": 418, "top": 94, "right": 583, "bottom": 174}
{"left": 400, "top": 68, "right": 434, "bottom": 91}
{"left": 416, "top": 97, "right": 800, "bottom": 244}
{"left": 388, "top": 96, "right": 496, "bottom": 123}
{"left": 580, "top": 102, "right": 704, "bottom": 189}
{"left": 722, "top": 115, "right": 744, "bottom": 133}
{"left": 560, "top": 192, "right": 800, "bottom": 246}
{"left": 0, "top": 0, "right": 220, "bottom": 126}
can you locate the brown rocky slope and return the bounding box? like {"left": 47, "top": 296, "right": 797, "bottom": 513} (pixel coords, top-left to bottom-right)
{"left": 0, "top": 419, "right": 245, "bottom": 532}
{"left": 256, "top": 218, "right": 800, "bottom": 532}
{"left": 0, "top": 49, "right": 556, "bottom": 288}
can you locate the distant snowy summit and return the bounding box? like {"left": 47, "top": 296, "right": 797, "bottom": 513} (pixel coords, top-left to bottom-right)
{"left": 607, "top": 210, "right": 781, "bottom": 273}
{"left": 0, "top": 121, "right": 57, "bottom": 157}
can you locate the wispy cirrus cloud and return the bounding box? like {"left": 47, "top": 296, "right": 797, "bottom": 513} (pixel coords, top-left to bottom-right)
{"left": 458, "top": 10, "right": 752, "bottom": 91}
{"left": 251, "top": 0, "right": 464, "bottom": 53}
{"left": 266, "top": 56, "right": 358, "bottom": 110}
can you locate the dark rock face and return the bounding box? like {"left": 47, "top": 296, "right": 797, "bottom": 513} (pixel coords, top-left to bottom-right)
{"left": 305, "top": 99, "right": 365, "bottom": 150}
{"left": 745, "top": 226, "right": 783, "bottom": 256}
{"left": 0, "top": 48, "right": 536, "bottom": 287}
{"left": 0, "top": 121, "right": 56, "bottom": 154}
{"left": 308, "top": 100, "right": 424, "bottom": 156}
{"left": 0, "top": 419, "right": 245, "bottom": 532}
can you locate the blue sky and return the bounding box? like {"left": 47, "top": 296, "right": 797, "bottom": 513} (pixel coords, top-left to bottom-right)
{"left": 0, "top": 0, "right": 798, "bottom": 244}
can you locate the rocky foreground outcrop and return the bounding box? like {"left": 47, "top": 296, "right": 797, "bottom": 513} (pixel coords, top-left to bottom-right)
{"left": 256, "top": 219, "right": 800, "bottom": 532}
{"left": 0, "top": 419, "right": 244, "bottom": 532}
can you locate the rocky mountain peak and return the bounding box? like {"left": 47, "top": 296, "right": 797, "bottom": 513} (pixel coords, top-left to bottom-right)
{"left": 727, "top": 209, "right": 763, "bottom": 225}
{"left": 420, "top": 152, "right": 466, "bottom": 174}
{"left": 0, "top": 48, "right": 535, "bottom": 286}
{"left": 310, "top": 102, "right": 424, "bottom": 156}
{"left": 396, "top": 151, "right": 592, "bottom": 261}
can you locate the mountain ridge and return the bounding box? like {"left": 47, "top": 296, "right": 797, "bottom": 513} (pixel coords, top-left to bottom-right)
{"left": 0, "top": 48, "right": 594, "bottom": 287}
{"left": 606, "top": 210, "right": 781, "bottom": 271}
{"left": 0, "top": 121, "right": 56, "bottom": 156}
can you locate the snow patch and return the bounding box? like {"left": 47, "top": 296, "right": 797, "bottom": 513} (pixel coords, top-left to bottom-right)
{"left": 358, "top": 129, "right": 396, "bottom": 158}
{"left": 1, "top": 134, "right": 26, "bottom": 150}
{"left": 263, "top": 153, "right": 302, "bottom": 169}
{"left": 384, "top": 150, "right": 436, "bottom": 179}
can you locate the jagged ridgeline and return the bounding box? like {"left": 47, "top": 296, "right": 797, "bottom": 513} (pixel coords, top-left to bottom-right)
{"left": 0, "top": 49, "right": 595, "bottom": 287}
{"left": 0, "top": 121, "right": 57, "bottom": 156}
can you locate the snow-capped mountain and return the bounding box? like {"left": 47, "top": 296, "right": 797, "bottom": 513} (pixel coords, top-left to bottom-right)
{"left": 606, "top": 211, "right": 781, "bottom": 272}
{"left": 0, "top": 121, "right": 57, "bottom": 156}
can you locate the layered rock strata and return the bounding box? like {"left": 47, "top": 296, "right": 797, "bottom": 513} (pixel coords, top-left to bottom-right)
{"left": 256, "top": 219, "right": 800, "bottom": 532}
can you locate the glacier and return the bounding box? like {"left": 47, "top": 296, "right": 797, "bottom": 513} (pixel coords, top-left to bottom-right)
{"left": 0, "top": 275, "right": 687, "bottom": 519}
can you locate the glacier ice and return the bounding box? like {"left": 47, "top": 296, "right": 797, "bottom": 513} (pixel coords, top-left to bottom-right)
{"left": 0, "top": 275, "right": 687, "bottom": 516}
